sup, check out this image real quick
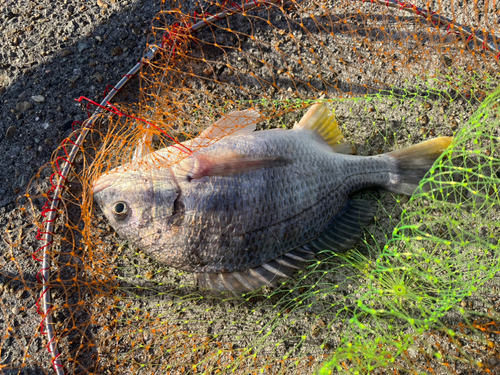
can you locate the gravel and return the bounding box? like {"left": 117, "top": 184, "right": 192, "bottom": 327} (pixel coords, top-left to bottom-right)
{"left": 0, "top": 0, "right": 161, "bottom": 373}
{"left": 0, "top": 0, "right": 158, "bottom": 209}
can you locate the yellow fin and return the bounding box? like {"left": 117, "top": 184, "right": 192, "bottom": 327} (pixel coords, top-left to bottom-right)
{"left": 388, "top": 137, "right": 453, "bottom": 159}
{"left": 386, "top": 137, "right": 453, "bottom": 195}
{"left": 295, "top": 103, "right": 343, "bottom": 148}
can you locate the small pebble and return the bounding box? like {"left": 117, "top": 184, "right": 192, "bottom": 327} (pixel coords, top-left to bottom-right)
{"left": 419, "top": 115, "right": 429, "bottom": 124}
{"left": 97, "top": 0, "right": 109, "bottom": 9}
{"left": 92, "top": 73, "right": 103, "bottom": 83}
{"left": 111, "top": 46, "right": 122, "bottom": 56}
{"left": 61, "top": 49, "right": 73, "bottom": 57}
{"left": 31, "top": 95, "right": 45, "bottom": 103}
{"left": 13, "top": 188, "right": 21, "bottom": 194}
{"left": 251, "top": 60, "right": 263, "bottom": 68}
{"left": 312, "top": 326, "right": 321, "bottom": 337}
{"left": 203, "top": 67, "right": 214, "bottom": 76}
{"left": 78, "top": 42, "right": 90, "bottom": 53}
{"left": 145, "top": 271, "right": 154, "bottom": 280}
{"left": 16, "top": 101, "right": 33, "bottom": 111}
{"left": 5, "top": 126, "right": 16, "bottom": 139}
{"left": 68, "top": 75, "right": 80, "bottom": 83}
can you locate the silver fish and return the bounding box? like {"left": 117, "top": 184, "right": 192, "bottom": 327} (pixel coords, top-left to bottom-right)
{"left": 93, "top": 104, "right": 452, "bottom": 294}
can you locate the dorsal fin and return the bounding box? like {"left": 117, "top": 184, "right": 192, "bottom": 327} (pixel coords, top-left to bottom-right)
{"left": 295, "top": 103, "right": 344, "bottom": 149}
{"left": 155, "top": 109, "right": 261, "bottom": 164}
{"left": 330, "top": 142, "right": 355, "bottom": 155}
{"left": 195, "top": 109, "right": 261, "bottom": 147}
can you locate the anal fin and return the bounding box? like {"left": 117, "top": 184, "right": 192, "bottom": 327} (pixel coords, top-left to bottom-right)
{"left": 195, "top": 199, "right": 375, "bottom": 296}
{"left": 309, "top": 199, "right": 375, "bottom": 254}
{"left": 196, "top": 258, "right": 304, "bottom": 296}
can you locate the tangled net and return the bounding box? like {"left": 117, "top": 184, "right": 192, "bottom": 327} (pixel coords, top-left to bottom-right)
{"left": 1, "top": 0, "right": 500, "bottom": 374}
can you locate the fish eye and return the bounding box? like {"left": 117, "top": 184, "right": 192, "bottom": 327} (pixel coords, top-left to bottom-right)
{"left": 112, "top": 201, "right": 129, "bottom": 219}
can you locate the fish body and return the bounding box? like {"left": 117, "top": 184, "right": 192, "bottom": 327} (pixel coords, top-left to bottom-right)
{"left": 93, "top": 104, "right": 452, "bottom": 293}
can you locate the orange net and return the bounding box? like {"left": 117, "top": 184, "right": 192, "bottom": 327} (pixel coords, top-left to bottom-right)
{"left": 1, "top": 0, "right": 500, "bottom": 374}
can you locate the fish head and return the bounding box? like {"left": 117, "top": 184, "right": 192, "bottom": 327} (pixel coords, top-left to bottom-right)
{"left": 92, "top": 163, "right": 182, "bottom": 248}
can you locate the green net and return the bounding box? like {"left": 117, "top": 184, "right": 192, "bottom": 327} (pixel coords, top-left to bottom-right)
{"left": 320, "top": 82, "right": 500, "bottom": 373}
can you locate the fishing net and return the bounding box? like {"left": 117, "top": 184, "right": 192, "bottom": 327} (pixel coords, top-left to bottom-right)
{"left": 1, "top": 0, "right": 500, "bottom": 373}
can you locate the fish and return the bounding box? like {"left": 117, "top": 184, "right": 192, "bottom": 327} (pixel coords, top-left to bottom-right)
{"left": 93, "top": 103, "right": 452, "bottom": 295}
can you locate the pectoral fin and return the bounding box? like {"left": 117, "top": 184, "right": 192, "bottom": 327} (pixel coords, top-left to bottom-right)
{"left": 188, "top": 153, "right": 291, "bottom": 180}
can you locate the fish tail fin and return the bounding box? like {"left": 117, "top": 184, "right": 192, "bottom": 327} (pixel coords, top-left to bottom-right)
{"left": 296, "top": 103, "right": 351, "bottom": 152}
{"left": 386, "top": 137, "right": 453, "bottom": 195}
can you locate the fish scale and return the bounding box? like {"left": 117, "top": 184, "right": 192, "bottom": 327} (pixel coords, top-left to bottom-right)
{"left": 93, "top": 104, "right": 452, "bottom": 294}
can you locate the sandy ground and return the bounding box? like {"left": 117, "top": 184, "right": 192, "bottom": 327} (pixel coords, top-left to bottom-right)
{"left": 0, "top": 1, "right": 161, "bottom": 373}
{"left": 1, "top": 0, "right": 499, "bottom": 374}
